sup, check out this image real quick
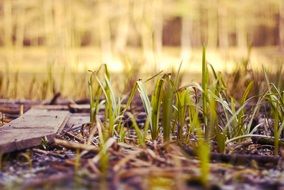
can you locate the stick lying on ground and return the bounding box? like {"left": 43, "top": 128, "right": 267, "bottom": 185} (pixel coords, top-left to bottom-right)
{"left": 54, "top": 138, "right": 98, "bottom": 152}
{"left": 251, "top": 136, "right": 284, "bottom": 146}
{"left": 180, "top": 144, "right": 281, "bottom": 167}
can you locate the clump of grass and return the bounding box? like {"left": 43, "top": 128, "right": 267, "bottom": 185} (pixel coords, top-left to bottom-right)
{"left": 161, "top": 74, "right": 175, "bottom": 142}
{"left": 136, "top": 79, "right": 153, "bottom": 139}
{"left": 136, "top": 72, "right": 177, "bottom": 142}
{"left": 201, "top": 47, "right": 209, "bottom": 140}
{"left": 150, "top": 76, "right": 165, "bottom": 141}
{"left": 89, "top": 64, "right": 116, "bottom": 136}
{"left": 175, "top": 88, "right": 189, "bottom": 141}
{"left": 84, "top": 46, "right": 284, "bottom": 189}
{"left": 89, "top": 64, "right": 137, "bottom": 141}
{"left": 264, "top": 68, "right": 284, "bottom": 155}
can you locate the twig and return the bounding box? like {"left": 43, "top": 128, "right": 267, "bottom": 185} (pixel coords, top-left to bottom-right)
{"left": 88, "top": 159, "right": 102, "bottom": 174}
{"left": 180, "top": 144, "right": 281, "bottom": 167}
{"left": 62, "top": 130, "right": 85, "bottom": 143}
{"left": 54, "top": 138, "right": 98, "bottom": 152}
{"left": 33, "top": 148, "right": 66, "bottom": 159}
{"left": 251, "top": 136, "right": 284, "bottom": 146}
{"left": 113, "top": 150, "right": 143, "bottom": 172}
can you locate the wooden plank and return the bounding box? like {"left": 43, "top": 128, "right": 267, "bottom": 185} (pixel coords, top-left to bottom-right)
{"left": 65, "top": 113, "right": 90, "bottom": 129}
{"left": 0, "top": 109, "right": 69, "bottom": 154}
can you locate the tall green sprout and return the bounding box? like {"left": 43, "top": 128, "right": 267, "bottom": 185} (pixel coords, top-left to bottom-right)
{"left": 176, "top": 89, "right": 189, "bottom": 141}
{"left": 88, "top": 64, "right": 120, "bottom": 137}
{"left": 201, "top": 47, "right": 210, "bottom": 140}
{"left": 161, "top": 74, "right": 174, "bottom": 142}
{"left": 151, "top": 76, "right": 164, "bottom": 140}
{"left": 264, "top": 68, "right": 284, "bottom": 155}
{"left": 137, "top": 73, "right": 176, "bottom": 141}
{"left": 88, "top": 68, "right": 102, "bottom": 125}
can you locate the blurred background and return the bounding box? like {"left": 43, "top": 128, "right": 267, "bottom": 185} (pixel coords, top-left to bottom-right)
{"left": 0, "top": 0, "right": 283, "bottom": 99}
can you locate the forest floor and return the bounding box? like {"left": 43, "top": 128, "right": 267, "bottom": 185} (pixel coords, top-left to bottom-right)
{"left": 0, "top": 96, "right": 284, "bottom": 190}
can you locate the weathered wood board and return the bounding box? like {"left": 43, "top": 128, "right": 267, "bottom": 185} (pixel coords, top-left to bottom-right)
{"left": 0, "top": 109, "right": 69, "bottom": 154}
{"left": 65, "top": 113, "right": 90, "bottom": 129}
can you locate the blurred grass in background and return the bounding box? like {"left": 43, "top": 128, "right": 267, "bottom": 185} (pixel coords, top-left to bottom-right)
{"left": 0, "top": 0, "right": 284, "bottom": 99}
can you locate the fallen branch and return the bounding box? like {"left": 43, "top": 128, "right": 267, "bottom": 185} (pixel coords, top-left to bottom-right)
{"left": 33, "top": 148, "right": 66, "bottom": 159}
{"left": 54, "top": 138, "right": 98, "bottom": 152}
{"left": 62, "top": 130, "right": 85, "bottom": 143}
{"left": 251, "top": 136, "right": 284, "bottom": 146}
{"left": 180, "top": 144, "right": 281, "bottom": 167}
